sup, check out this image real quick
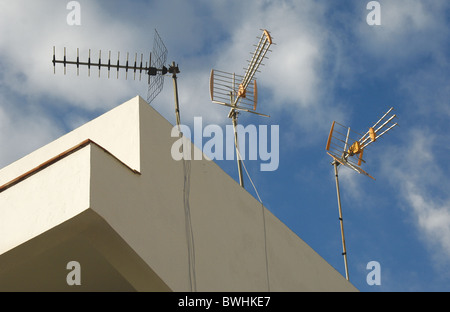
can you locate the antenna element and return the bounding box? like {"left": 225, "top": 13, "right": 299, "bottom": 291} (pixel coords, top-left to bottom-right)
{"left": 209, "top": 29, "right": 274, "bottom": 188}
{"left": 325, "top": 107, "right": 398, "bottom": 281}
{"left": 52, "top": 30, "right": 174, "bottom": 108}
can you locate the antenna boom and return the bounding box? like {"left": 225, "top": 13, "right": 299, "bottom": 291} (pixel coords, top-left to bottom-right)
{"left": 209, "top": 29, "right": 274, "bottom": 188}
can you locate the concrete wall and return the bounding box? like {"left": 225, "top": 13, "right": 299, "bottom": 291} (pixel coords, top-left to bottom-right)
{"left": 0, "top": 96, "right": 141, "bottom": 187}
{"left": 0, "top": 96, "right": 358, "bottom": 291}
{"left": 88, "top": 97, "right": 357, "bottom": 291}
{"left": 0, "top": 145, "right": 91, "bottom": 255}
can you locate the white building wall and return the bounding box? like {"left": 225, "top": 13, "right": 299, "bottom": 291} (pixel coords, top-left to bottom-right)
{"left": 0, "top": 146, "right": 91, "bottom": 255}
{"left": 0, "top": 96, "right": 141, "bottom": 187}
{"left": 88, "top": 97, "right": 357, "bottom": 291}
{"left": 0, "top": 96, "right": 358, "bottom": 291}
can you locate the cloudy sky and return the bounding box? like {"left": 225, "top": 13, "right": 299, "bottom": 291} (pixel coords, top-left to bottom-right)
{"left": 1, "top": 0, "right": 449, "bottom": 291}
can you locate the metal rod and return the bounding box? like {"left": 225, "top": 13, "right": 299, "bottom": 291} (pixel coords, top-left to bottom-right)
{"left": 53, "top": 46, "right": 56, "bottom": 74}
{"left": 125, "top": 52, "right": 129, "bottom": 80}
{"left": 373, "top": 107, "right": 394, "bottom": 130}
{"left": 241, "top": 32, "right": 271, "bottom": 91}
{"left": 375, "top": 123, "right": 398, "bottom": 140}
{"left": 334, "top": 161, "right": 349, "bottom": 281}
{"left": 360, "top": 114, "right": 397, "bottom": 148}
{"left": 362, "top": 123, "right": 398, "bottom": 149}
{"left": 139, "top": 54, "right": 143, "bottom": 81}
{"left": 134, "top": 53, "right": 137, "bottom": 80}
{"left": 359, "top": 107, "right": 394, "bottom": 143}
{"left": 212, "top": 101, "right": 270, "bottom": 117}
{"left": 230, "top": 74, "right": 244, "bottom": 188}
{"left": 363, "top": 114, "right": 396, "bottom": 146}
{"left": 108, "top": 51, "right": 111, "bottom": 78}
{"left": 98, "top": 50, "right": 101, "bottom": 77}
{"left": 117, "top": 51, "right": 120, "bottom": 79}
{"left": 171, "top": 61, "right": 181, "bottom": 132}
{"left": 232, "top": 111, "right": 244, "bottom": 188}
{"left": 343, "top": 127, "right": 351, "bottom": 159}
{"left": 53, "top": 59, "right": 152, "bottom": 71}
{"left": 374, "top": 114, "right": 396, "bottom": 136}
{"left": 148, "top": 52, "right": 151, "bottom": 84}
{"left": 64, "top": 47, "right": 66, "bottom": 75}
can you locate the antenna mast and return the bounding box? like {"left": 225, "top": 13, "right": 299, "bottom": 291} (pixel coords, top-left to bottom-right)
{"left": 210, "top": 29, "right": 273, "bottom": 188}
{"left": 325, "top": 107, "right": 398, "bottom": 281}
{"left": 52, "top": 30, "right": 183, "bottom": 127}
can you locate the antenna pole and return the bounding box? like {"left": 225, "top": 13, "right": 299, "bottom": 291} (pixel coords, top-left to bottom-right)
{"left": 170, "top": 61, "right": 181, "bottom": 130}
{"left": 232, "top": 110, "right": 245, "bottom": 188}
{"left": 210, "top": 30, "right": 273, "bottom": 188}
{"left": 228, "top": 71, "right": 245, "bottom": 188}
{"left": 230, "top": 81, "right": 244, "bottom": 188}
{"left": 333, "top": 161, "right": 349, "bottom": 281}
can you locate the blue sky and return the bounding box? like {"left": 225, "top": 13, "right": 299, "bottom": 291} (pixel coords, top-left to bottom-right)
{"left": 0, "top": 0, "right": 449, "bottom": 292}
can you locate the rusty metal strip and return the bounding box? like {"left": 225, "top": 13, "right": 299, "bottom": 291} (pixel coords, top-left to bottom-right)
{"left": 0, "top": 139, "right": 140, "bottom": 193}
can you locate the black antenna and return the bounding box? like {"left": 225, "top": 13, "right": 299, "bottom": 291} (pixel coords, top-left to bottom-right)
{"left": 53, "top": 30, "right": 193, "bottom": 291}
{"left": 52, "top": 29, "right": 179, "bottom": 112}
{"left": 148, "top": 29, "right": 169, "bottom": 104}
{"left": 53, "top": 48, "right": 165, "bottom": 82}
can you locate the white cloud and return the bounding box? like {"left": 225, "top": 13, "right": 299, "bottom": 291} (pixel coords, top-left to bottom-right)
{"left": 0, "top": 0, "right": 147, "bottom": 109}
{"left": 143, "top": 0, "right": 342, "bottom": 137}
{"left": 0, "top": 94, "right": 62, "bottom": 167}
{"left": 406, "top": 182, "right": 450, "bottom": 270}
{"left": 0, "top": 0, "right": 350, "bottom": 134}
{"left": 355, "top": 0, "right": 448, "bottom": 64}
{"left": 209, "top": 1, "right": 330, "bottom": 110}
{"left": 383, "top": 129, "right": 450, "bottom": 266}
{"left": 399, "top": 59, "right": 450, "bottom": 119}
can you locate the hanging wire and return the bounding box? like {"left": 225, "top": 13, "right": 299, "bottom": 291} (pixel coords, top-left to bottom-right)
{"left": 235, "top": 148, "right": 270, "bottom": 291}
{"left": 182, "top": 154, "right": 197, "bottom": 292}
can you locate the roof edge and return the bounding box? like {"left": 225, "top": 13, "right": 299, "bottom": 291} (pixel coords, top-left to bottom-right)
{"left": 0, "top": 139, "right": 140, "bottom": 193}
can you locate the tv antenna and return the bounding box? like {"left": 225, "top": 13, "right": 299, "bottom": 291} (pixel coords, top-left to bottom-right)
{"left": 52, "top": 29, "right": 183, "bottom": 129}
{"left": 209, "top": 29, "right": 273, "bottom": 187}
{"left": 325, "top": 107, "right": 398, "bottom": 281}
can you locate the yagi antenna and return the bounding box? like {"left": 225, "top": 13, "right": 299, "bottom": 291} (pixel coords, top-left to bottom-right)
{"left": 325, "top": 107, "right": 398, "bottom": 281}
{"left": 52, "top": 30, "right": 181, "bottom": 122}
{"left": 326, "top": 107, "right": 398, "bottom": 179}
{"left": 210, "top": 29, "right": 273, "bottom": 188}
{"left": 53, "top": 47, "right": 157, "bottom": 81}
{"left": 148, "top": 29, "right": 169, "bottom": 105}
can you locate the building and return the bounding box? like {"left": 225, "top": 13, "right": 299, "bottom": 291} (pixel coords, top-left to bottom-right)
{"left": 0, "top": 96, "right": 357, "bottom": 292}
